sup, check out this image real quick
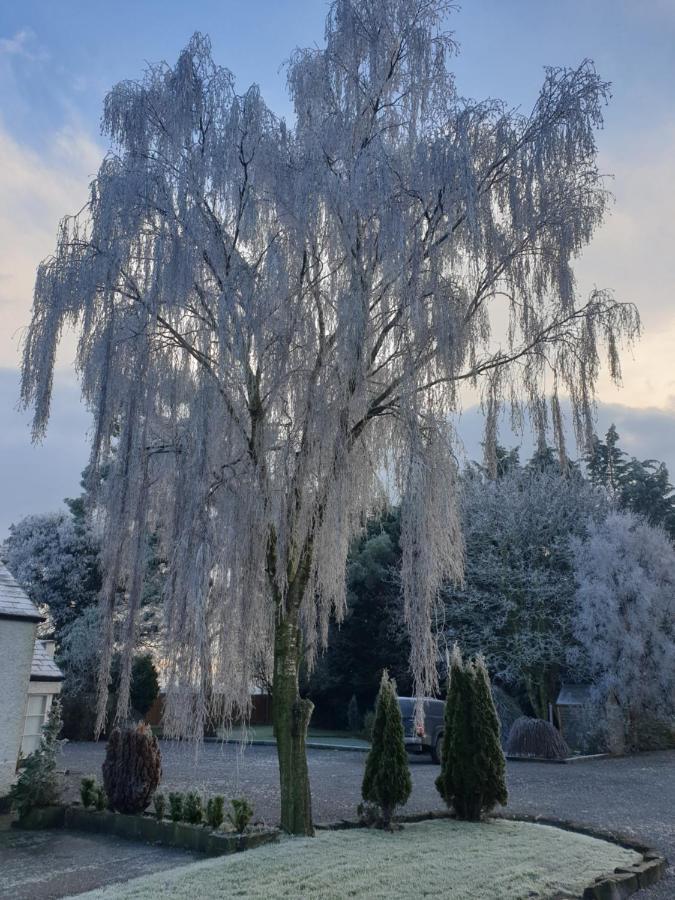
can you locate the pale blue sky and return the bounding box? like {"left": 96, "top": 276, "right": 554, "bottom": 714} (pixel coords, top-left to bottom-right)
{"left": 2, "top": 1, "right": 674, "bottom": 146}
{"left": 1, "top": 1, "right": 674, "bottom": 535}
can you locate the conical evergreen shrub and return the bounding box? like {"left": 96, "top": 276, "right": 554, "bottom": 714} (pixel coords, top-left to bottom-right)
{"left": 436, "top": 646, "right": 507, "bottom": 821}
{"left": 102, "top": 723, "right": 162, "bottom": 814}
{"left": 361, "top": 670, "right": 411, "bottom": 829}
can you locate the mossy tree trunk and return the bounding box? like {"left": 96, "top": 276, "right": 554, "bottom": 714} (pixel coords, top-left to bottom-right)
{"left": 271, "top": 565, "right": 315, "bottom": 836}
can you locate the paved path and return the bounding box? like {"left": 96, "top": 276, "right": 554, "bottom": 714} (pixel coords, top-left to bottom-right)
{"left": 9, "top": 742, "right": 674, "bottom": 898}
{"left": 0, "top": 820, "right": 197, "bottom": 900}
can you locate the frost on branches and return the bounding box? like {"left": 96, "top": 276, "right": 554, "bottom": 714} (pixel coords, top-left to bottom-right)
{"left": 443, "top": 462, "right": 607, "bottom": 717}
{"left": 21, "top": 0, "right": 638, "bottom": 831}
{"left": 572, "top": 512, "right": 675, "bottom": 747}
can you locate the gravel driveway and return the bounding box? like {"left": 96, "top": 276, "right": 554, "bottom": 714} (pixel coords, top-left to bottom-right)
{"left": 15, "top": 741, "right": 675, "bottom": 898}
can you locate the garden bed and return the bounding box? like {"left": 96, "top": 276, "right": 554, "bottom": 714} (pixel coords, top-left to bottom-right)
{"left": 67, "top": 817, "right": 652, "bottom": 900}
{"left": 14, "top": 805, "right": 278, "bottom": 857}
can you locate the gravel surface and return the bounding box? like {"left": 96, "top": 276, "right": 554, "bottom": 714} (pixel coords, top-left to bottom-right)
{"left": 22, "top": 742, "right": 675, "bottom": 898}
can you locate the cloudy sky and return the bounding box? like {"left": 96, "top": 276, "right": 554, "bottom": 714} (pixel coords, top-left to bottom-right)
{"left": 1, "top": 0, "right": 674, "bottom": 537}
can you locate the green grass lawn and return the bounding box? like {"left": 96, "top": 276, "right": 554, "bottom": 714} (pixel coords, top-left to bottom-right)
{"left": 73, "top": 817, "right": 640, "bottom": 900}
{"left": 222, "top": 725, "right": 368, "bottom": 746}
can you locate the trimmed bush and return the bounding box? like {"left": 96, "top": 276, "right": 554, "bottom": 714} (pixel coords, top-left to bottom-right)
{"left": 227, "top": 798, "right": 253, "bottom": 833}
{"left": 206, "top": 796, "right": 225, "bottom": 829}
{"left": 506, "top": 716, "right": 570, "bottom": 760}
{"left": 183, "top": 791, "right": 203, "bottom": 825}
{"left": 361, "top": 670, "right": 411, "bottom": 829}
{"left": 80, "top": 776, "right": 97, "bottom": 809}
{"left": 94, "top": 784, "right": 107, "bottom": 811}
{"left": 168, "top": 792, "right": 184, "bottom": 822}
{"left": 102, "top": 723, "right": 162, "bottom": 814}
{"left": 435, "top": 647, "right": 507, "bottom": 821}
{"left": 153, "top": 793, "right": 167, "bottom": 821}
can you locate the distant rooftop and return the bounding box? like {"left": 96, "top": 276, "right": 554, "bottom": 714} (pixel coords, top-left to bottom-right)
{"left": 0, "top": 562, "right": 43, "bottom": 623}
{"left": 31, "top": 640, "right": 63, "bottom": 682}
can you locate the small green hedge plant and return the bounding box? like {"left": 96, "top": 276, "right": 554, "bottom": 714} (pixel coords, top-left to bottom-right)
{"left": 206, "top": 795, "right": 225, "bottom": 829}
{"left": 94, "top": 784, "right": 107, "bottom": 811}
{"left": 183, "top": 791, "right": 203, "bottom": 824}
{"left": 153, "top": 793, "right": 167, "bottom": 821}
{"left": 80, "top": 776, "right": 97, "bottom": 809}
{"left": 168, "top": 792, "right": 184, "bottom": 822}
{"left": 227, "top": 797, "right": 253, "bottom": 833}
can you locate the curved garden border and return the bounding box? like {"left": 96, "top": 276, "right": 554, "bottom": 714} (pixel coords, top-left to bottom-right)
{"left": 318, "top": 810, "right": 667, "bottom": 899}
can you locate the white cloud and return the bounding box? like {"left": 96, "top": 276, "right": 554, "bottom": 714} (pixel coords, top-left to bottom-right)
{"left": 0, "top": 28, "right": 49, "bottom": 62}
{"left": 0, "top": 120, "right": 103, "bottom": 369}
{"left": 574, "top": 121, "right": 675, "bottom": 409}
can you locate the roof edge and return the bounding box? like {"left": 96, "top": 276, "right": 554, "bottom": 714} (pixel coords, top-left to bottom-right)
{"left": 0, "top": 611, "right": 44, "bottom": 624}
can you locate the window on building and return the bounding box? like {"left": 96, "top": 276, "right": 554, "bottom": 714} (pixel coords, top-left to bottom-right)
{"left": 23, "top": 694, "right": 48, "bottom": 755}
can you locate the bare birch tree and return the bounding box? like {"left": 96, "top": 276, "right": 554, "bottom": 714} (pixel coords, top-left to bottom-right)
{"left": 21, "top": 0, "right": 639, "bottom": 834}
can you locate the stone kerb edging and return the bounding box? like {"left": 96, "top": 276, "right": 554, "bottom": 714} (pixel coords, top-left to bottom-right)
{"left": 14, "top": 805, "right": 279, "bottom": 856}
{"left": 495, "top": 812, "right": 666, "bottom": 900}
{"left": 318, "top": 810, "right": 667, "bottom": 899}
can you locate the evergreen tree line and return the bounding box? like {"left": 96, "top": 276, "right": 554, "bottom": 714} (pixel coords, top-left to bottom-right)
{"left": 305, "top": 427, "right": 675, "bottom": 748}
{"left": 2, "top": 425, "right": 673, "bottom": 749}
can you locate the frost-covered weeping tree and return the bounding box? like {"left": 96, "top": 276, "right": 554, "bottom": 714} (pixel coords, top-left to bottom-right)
{"left": 572, "top": 512, "right": 675, "bottom": 749}
{"left": 22, "top": 1, "right": 639, "bottom": 834}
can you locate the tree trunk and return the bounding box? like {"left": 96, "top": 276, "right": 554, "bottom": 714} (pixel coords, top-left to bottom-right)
{"left": 272, "top": 600, "right": 314, "bottom": 835}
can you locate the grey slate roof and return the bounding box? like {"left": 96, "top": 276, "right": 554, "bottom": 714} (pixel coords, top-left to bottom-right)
{"left": 0, "top": 561, "right": 43, "bottom": 622}
{"left": 556, "top": 683, "right": 593, "bottom": 706}
{"left": 30, "top": 640, "right": 64, "bottom": 682}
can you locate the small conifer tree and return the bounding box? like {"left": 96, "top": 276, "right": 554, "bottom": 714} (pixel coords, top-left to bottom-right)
{"left": 471, "top": 656, "right": 508, "bottom": 812}
{"left": 436, "top": 647, "right": 507, "bottom": 821}
{"left": 361, "top": 670, "right": 411, "bottom": 829}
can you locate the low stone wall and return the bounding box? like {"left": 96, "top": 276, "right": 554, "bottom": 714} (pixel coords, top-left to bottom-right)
{"left": 15, "top": 805, "right": 279, "bottom": 856}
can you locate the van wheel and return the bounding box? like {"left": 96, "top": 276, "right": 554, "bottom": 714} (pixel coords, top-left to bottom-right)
{"left": 431, "top": 733, "right": 443, "bottom": 764}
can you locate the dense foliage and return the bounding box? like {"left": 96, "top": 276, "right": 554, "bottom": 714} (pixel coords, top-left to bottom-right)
{"left": 361, "top": 671, "right": 412, "bottom": 829}
{"left": 572, "top": 511, "right": 675, "bottom": 750}
{"left": 9, "top": 700, "right": 63, "bottom": 818}
{"left": 102, "top": 723, "right": 162, "bottom": 814}
{"left": 442, "top": 452, "right": 606, "bottom": 717}
{"left": 305, "top": 511, "right": 410, "bottom": 725}
{"left": 435, "top": 648, "right": 507, "bottom": 820}
{"left": 3, "top": 502, "right": 101, "bottom": 638}
{"left": 228, "top": 798, "right": 254, "bottom": 833}
{"left": 206, "top": 795, "right": 225, "bottom": 829}
{"left": 586, "top": 426, "right": 675, "bottom": 537}
{"left": 3, "top": 472, "right": 163, "bottom": 741}
{"left": 20, "top": 0, "right": 637, "bottom": 835}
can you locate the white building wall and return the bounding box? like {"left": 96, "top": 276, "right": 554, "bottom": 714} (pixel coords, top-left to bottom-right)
{"left": 0, "top": 618, "right": 36, "bottom": 796}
